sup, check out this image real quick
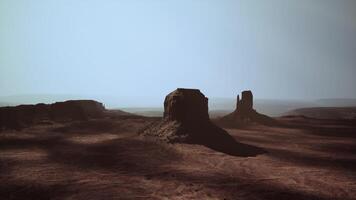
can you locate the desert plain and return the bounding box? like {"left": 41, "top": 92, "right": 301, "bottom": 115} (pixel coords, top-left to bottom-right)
{"left": 1, "top": 110, "right": 355, "bottom": 200}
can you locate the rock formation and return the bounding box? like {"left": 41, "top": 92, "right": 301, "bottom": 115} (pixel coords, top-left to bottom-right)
{"left": 0, "top": 100, "right": 105, "bottom": 130}
{"left": 140, "top": 88, "right": 265, "bottom": 156}
{"left": 163, "top": 88, "right": 209, "bottom": 124}
{"left": 236, "top": 91, "right": 253, "bottom": 115}
{"left": 217, "top": 90, "right": 276, "bottom": 127}
{"left": 50, "top": 100, "right": 105, "bottom": 121}
{"left": 141, "top": 88, "right": 211, "bottom": 142}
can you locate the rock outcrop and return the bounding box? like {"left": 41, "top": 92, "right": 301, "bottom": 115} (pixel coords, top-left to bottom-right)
{"left": 140, "top": 88, "right": 265, "bottom": 156}
{"left": 0, "top": 100, "right": 105, "bottom": 130}
{"left": 141, "top": 88, "right": 211, "bottom": 142}
{"left": 164, "top": 88, "right": 209, "bottom": 124}
{"left": 217, "top": 90, "right": 276, "bottom": 127}
{"left": 236, "top": 91, "right": 253, "bottom": 114}
{"left": 50, "top": 100, "right": 105, "bottom": 121}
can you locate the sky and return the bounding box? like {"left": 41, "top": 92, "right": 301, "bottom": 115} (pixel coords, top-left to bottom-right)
{"left": 1, "top": 0, "right": 356, "bottom": 107}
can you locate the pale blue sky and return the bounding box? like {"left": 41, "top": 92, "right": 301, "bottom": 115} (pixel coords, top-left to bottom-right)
{"left": 1, "top": 0, "right": 356, "bottom": 106}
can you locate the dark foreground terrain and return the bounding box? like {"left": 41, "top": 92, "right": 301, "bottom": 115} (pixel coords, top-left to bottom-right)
{"left": 0, "top": 114, "right": 356, "bottom": 199}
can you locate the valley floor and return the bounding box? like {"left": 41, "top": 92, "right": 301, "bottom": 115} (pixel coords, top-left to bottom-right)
{"left": 1, "top": 116, "right": 356, "bottom": 200}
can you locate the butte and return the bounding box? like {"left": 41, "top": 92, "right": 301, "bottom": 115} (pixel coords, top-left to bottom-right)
{"left": 217, "top": 90, "right": 277, "bottom": 128}
{"left": 141, "top": 88, "right": 264, "bottom": 156}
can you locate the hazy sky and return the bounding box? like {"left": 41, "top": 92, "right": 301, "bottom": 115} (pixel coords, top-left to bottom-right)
{"left": 1, "top": 0, "right": 356, "bottom": 105}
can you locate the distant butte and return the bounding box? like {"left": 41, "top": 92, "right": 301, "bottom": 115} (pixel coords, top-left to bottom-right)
{"left": 217, "top": 90, "right": 277, "bottom": 127}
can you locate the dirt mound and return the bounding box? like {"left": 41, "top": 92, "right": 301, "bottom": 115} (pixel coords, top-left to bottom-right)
{"left": 217, "top": 91, "right": 277, "bottom": 127}
{"left": 0, "top": 100, "right": 105, "bottom": 130}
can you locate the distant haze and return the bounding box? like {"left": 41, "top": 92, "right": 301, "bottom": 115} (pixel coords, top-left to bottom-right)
{"left": 1, "top": 0, "right": 356, "bottom": 106}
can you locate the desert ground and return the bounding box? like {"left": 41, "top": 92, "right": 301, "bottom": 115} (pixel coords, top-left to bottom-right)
{"left": 0, "top": 114, "right": 356, "bottom": 200}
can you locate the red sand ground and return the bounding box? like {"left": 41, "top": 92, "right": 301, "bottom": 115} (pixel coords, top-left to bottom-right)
{"left": 0, "top": 115, "right": 355, "bottom": 200}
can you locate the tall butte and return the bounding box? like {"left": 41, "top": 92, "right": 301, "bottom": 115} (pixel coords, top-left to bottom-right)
{"left": 141, "top": 89, "right": 232, "bottom": 141}
{"left": 218, "top": 90, "right": 276, "bottom": 127}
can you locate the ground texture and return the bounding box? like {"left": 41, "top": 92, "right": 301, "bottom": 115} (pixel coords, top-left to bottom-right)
{"left": 0, "top": 115, "right": 355, "bottom": 200}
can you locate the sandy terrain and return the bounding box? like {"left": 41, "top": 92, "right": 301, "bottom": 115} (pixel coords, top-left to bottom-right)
{"left": 285, "top": 107, "right": 356, "bottom": 119}
{"left": 1, "top": 115, "right": 356, "bottom": 200}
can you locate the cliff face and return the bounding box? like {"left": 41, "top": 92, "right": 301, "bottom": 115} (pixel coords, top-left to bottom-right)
{"left": 142, "top": 88, "right": 211, "bottom": 143}
{"left": 163, "top": 88, "right": 209, "bottom": 124}
{"left": 0, "top": 100, "right": 105, "bottom": 130}
{"left": 141, "top": 89, "right": 228, "bottom": 142}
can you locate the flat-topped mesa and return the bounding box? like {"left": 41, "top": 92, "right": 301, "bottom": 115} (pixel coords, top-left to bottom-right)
{"left": 163, "top": 88, "right": 209, "bottom": 124}
{"left": 0, "top": 100, "right": 106, "bottom": 130}
{"left": 50, "top": 100, "right": 105, "bottom": 121}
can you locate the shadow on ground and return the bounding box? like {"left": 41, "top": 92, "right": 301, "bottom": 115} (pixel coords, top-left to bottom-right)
{"left": 280, "top": 117, "right": 356, "bottom": 138}
{"left": 196, "top": 123, "right": 266, "bottom": 157}
{"left": 1, "top": 117, "right": 355, "bottom": 199}
{"left": 0, "top": 182, "right": 67, "bottom": 200}
{"left": 267, "top": 147, "right": 356, "bottom": 172}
